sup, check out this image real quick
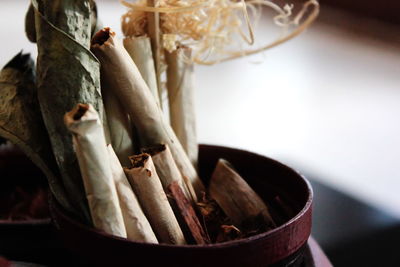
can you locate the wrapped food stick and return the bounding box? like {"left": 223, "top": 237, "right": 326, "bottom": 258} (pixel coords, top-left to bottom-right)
{"left": 209, "top": 159, "right": 276, "bottom": 233}
{"left": 102, "top": 79, "right": 136, "bottom": 167}
{"left": 166, "top": 47, "right": 198, "bottom": 168}
{"left": 32, "top": 0, "right": 106, "bottom": 222}
{"left": 107, "top": 145, "right": 158, "bottom": 242}
{"left": 124, "top": 154, "right": 186, "bottom": 245}
{"left": 141, "top": 144, "right": 196, "bottom": 202}
{"left": 146, "top": 0, "right": 163, "bottom": 104}
{"left": 64, "top": 104, "right": 126, "bottom": 238}
{"left": 91, "top": 28, "right": 205, "bottom": 197}
{"left": 123, "top": 36, "right": 160, "bottom": 106}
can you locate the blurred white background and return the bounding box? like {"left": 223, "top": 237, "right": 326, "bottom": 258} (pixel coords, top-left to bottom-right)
{"left": 1, "top": 0, "right": 400, "bottom": 217}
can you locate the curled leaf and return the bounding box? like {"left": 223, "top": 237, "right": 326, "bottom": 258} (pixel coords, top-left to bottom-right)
{"left": 0, "top": 52, "right": 72, "bottom": 213}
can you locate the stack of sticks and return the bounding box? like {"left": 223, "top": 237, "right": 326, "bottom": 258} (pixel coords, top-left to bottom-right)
{"left": 62, "top": 28, "right": 277, "bottom": 244}
{"left": 0, "top": 0, "right": 280, "bottom": 245}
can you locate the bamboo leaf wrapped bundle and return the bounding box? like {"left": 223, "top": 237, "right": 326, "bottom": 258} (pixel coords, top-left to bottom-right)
{"left": 32, "top": 0, "right": 107, "bottom": 222}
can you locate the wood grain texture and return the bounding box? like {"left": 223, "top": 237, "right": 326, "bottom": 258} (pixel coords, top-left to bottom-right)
{"left": 168, "top": 181, "right": 209, "bottom": 245}
{"left": 209, "top": 159, "right": 276, "bottom": 232}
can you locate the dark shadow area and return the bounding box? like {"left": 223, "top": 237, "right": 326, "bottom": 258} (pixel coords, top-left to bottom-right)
{"left": 320, "top": 0, "right": 400, "bottom": 25}
{"left": 328, "top": 225, "right": 400, "bottom": 267}
{"left": 310, "top": 178, "right": 400, "bottom": 267}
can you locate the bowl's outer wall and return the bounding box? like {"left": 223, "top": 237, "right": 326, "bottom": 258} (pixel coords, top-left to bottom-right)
{"left": 52, "top": 145, "right": 313, "bottom": 267}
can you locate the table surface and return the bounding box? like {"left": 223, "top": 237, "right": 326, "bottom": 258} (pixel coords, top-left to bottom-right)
{"left": 306, "top": 238, "right": 333, "bottom": 267}
{"left": 1, "top": 0, "right": 400, "bottom": 218}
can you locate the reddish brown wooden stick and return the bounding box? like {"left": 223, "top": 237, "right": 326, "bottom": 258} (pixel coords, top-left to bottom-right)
{"left": 209, "top": 159, "right": 276, "bottom": 233}
{"left": 168, "top": 181, "right": 209, "bottom": 245}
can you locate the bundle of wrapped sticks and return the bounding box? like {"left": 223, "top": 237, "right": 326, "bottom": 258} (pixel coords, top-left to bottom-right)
{"left": 0, "top": 0, "right": 318, "bottom": 244}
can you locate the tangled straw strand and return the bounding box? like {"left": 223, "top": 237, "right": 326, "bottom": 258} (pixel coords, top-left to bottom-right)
{"left": 121, "top": 0, "right": 319, "bottom": 65}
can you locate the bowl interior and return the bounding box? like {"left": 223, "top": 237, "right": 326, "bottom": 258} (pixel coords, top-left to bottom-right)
{"left": 198, "top": 144, "right": 312, "bottom": 227}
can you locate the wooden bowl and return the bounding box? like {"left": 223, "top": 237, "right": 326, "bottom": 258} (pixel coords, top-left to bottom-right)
{"left": 51, "top": 144, "right": 313, "bottom": 267}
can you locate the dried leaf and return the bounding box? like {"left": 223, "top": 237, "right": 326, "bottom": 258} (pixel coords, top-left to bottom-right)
{"left": 26, "top": 1, "right": 102, "bottom": 43}
{"left": 0, "top": 52, "right": 72, "bottom": 213}
{"left": 32, "top": 0, "right": 106, "bottom": 223}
